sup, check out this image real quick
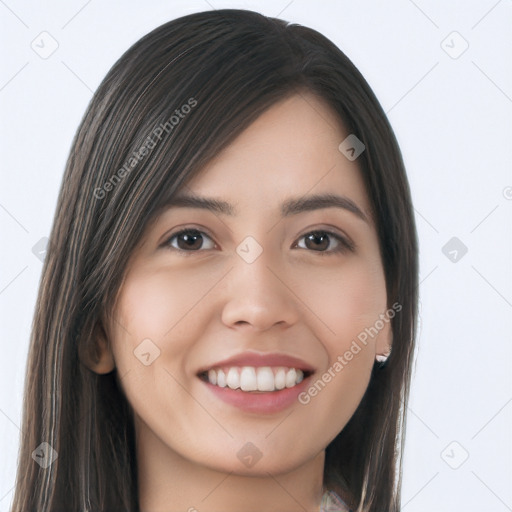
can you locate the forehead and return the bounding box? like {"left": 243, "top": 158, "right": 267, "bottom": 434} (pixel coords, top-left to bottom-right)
{"left": 182, "top": 92, "right": 371, "bottom": 220}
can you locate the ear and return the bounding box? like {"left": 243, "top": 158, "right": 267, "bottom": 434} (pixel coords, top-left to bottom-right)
{"left": 375, "top": 319, "right": 393, "bottom": 359}
{"left": 79, "top": 320, "right": 116, "bottom": 374}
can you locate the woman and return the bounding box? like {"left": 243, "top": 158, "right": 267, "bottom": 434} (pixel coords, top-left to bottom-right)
{"left": 11, "top": 8, "right": 418, "bottom": 512}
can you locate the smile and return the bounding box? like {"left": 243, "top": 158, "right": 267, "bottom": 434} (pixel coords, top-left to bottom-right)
{"left": 199, "top": 366, "right": 311, "bottom": 392}
{"left": 198, "top": 366, "right": 315, "bottom": 414}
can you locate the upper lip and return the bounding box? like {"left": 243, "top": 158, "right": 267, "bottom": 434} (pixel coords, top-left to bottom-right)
{"left": 197, "top": 351, "right": 315, "bottom": 375}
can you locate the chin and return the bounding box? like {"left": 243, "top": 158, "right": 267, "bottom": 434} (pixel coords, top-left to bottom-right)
{"left": 196, "top": 445, "right": 315, "bottom": 477}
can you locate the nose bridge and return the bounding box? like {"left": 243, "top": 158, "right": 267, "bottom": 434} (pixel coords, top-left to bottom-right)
{"left": 221, "top": 234, "right": 298, "bottom": 329}
{"left": 234, "top": 233, "right": 282, "bottom": 297}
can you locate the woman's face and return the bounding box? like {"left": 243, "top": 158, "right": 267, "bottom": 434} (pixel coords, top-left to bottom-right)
{"left": 105, "top": 92, "right": 391, "bottom": 477}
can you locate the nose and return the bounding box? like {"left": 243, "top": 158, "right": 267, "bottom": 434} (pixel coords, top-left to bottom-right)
{"left": 220, "top": 244, "right": 300, "bottom": 332}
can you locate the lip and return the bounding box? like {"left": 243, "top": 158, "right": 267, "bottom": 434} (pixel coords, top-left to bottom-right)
{"left": 196, "top": 351, "right": 316, "bottom": 374}
{"left": 200, "top": 373, "right": 313, "bottom": 414}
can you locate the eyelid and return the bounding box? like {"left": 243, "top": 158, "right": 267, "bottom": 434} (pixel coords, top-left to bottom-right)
{"left": 161, "top": 224, "right": 356, "bottom": 254}
{"left": 159, "top": 224, "right": 216, "bottom": 247}
{"left": 296, "top": 224, "right": 355, "bottom": 251}
{"left": 159, "top": 226, "right": 217, "bottom": 255}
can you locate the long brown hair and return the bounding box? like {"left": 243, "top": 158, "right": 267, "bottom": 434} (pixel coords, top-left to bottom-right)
{"left": 11, "top": 9, "right": 418, "bottom": 512}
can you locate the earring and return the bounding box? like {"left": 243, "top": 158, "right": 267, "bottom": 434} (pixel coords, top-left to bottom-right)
{"left": 375, "top": 347, "right": 391, "bottom": 365}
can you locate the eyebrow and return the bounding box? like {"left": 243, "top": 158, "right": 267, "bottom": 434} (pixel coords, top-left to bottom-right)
{"left": 164, "top": 192, "right": 369, "bottom": 223}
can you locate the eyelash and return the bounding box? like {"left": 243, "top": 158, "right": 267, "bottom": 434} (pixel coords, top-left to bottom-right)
{"left": 161, "top": 227, "right": 355, "bottom": 256}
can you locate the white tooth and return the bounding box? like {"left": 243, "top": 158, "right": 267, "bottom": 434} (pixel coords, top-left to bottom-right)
{"left": 216, "top": 369, "right": 226, "bottom": 387}
{"left": 256, "top": 367, "right": 275, "bottom": 391}
{"left": 211, "top": 366, "right": 304, "bottom": 391}
{"left": 240, "top": 367, "right": 257, "bottom": 391}
{"left": 285, "top": 368, "right": 297, "bottom": 388}
{"left": 226, "top": 367, "right": 240, "bottom": 389}
{"left": 274, "top": 367, "right": 286, "bottom": 390}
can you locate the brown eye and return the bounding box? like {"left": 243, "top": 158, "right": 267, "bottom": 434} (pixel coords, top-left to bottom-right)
{"left": 162, "top": 228, "right": 354, "bottom": 256}
{"left": 163, "top": 229, "right": 215, "bottom": 252}
{"left": 295, "top": 230, "right": 354, "bottom": 255}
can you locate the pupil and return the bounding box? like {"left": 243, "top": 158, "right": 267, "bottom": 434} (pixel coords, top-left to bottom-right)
{"left": 181, "top": 232, "right": 201, "bottom": 250}
{"left": 307, "top": 232, "right": 328, "bottom": 251}
{"left": 176, "top": 231, "right": 330, "bottom": 251}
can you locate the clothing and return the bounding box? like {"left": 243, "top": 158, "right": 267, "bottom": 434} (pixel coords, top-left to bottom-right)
{"left": 320, "top": 490, "right": 352, "bottom": 512}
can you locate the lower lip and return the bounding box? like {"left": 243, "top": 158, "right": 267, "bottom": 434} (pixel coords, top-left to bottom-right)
{"left": 200, "top": 374, "right": 313, "bottom": 414}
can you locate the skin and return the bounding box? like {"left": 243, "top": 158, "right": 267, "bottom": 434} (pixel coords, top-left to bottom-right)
{"left": 88, "top": 92, "right": 391, "bottom": 512}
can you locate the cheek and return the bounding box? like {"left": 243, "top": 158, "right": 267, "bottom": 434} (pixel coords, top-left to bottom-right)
{"left": 113, "top": 266, "right": 219, "bottom": 345}
{"left": 301, "top": 254, "right": 387, "bottom": 348}
{"left": 109, "top": 263, "right": 231, "bottom": 366}
{"left": 107, "top": 270, "right": 202, "bottom": 400}
{"left": 295, "top": 261, "right": 387, "bottom": 439}
{"left": 108, "top": 271, "right": 212, "bottom": 426}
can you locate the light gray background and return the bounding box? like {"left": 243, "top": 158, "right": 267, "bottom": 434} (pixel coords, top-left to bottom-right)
{"left": 1, "top": 1, "right": 511, "bottom": 511}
